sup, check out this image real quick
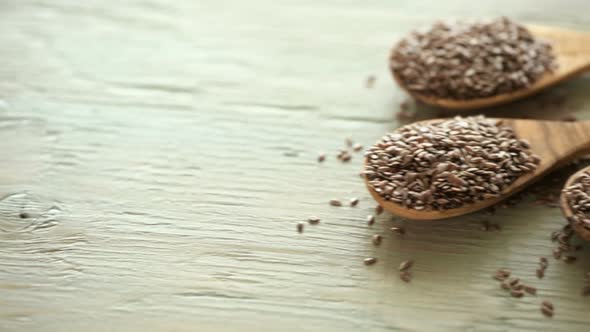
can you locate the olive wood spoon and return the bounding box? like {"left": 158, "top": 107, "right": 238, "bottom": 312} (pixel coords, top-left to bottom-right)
{"left": 560, "top": 165, "right": 590, "bottom": 241}
{"left": 392, "top": 25, "right": 590, "bottom": 110}
{"left": 365, "top": 118, "right": 590, "bottom": 220}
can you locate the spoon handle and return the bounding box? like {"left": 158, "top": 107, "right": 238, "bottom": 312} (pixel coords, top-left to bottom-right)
{"left": 506, "top": 119, "right": 590, "bottom": 168}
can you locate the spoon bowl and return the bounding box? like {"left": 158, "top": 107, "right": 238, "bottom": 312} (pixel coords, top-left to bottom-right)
{"left": 392, "top": 25, "right": 590, "bottom": 110}
{"left": 560, "top": 165, "right": 590, "bottom": 241}
{"left": 365, "top": 118, "right": 590, "bottom": 220}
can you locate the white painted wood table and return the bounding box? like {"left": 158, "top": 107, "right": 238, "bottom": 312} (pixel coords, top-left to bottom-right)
{"left": 1, "top": 1, "right": 589, "bottom": 331}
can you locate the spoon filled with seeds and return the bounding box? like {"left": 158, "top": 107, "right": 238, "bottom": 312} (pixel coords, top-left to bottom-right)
{"left": 363, "top": 116, "right": 590, "bottom": 220}
{"left": 390, "top": 17, "right": 590, "bottom": 110}
{"left": 561, "top": 166, "right": 590, "bottom": 241}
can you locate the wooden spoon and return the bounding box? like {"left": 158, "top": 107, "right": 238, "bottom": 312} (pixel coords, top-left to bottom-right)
{"left": 365, "top": 118, "right": 590, "bottom": 220}
{"left": 560, "top": 166, "right": 590, "bottom": 241}
{"left": 392, "top": 25, "right": 590, "bottom": 110}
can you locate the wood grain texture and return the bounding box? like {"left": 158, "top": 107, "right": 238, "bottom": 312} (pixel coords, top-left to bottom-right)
{"left": 367, "top": 119, "right": 590, "bottom": 220}
{"left": 393, "top": 25, "right": 590, "bottom": 110}
{"left": 0, "top": 1, "right": 590, "bottom": 331}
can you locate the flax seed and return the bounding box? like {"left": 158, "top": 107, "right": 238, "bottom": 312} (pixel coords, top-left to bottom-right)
{"left": 318, "top": 154, "right": 326, "bottom": 163}
{"left": 524, "top": 285, "right": 537, "bottom": 295}
{"left": 390, "top": 227, "right": 405, "bottom": 235}
{"left": 536, "top": 268, "right": 545, "bottom": 279}
{"left": 372, "top": 234, "right": 383, "bottom": 246}
{"left": 562, "top": 170, "right": 590, "bottom": 232}
{"left": 350, "top": 198, "right": 359, "bottom": 207}
{"left": 367, "top": 215, "right": 375, "bottom": 226}
{"left": 364, "top": 116, "right": 539, "bottom": 211}
{"left": 542, "top": 300, "right": 554, "bottom": 310}
{"left": 509, "top": 278, "right": 520, "bottom": 287}
{"left": 307, "top": 216, "right": 320, "bottom": 225}
{"left": 329, "top": 199, "right": 342, "bottom": 207}
{"left": 353, "top": 143, "right": 363, "bottom": 152}
{"left": 364, "top": 257, "right": 377, "bottom": 266}
{"left": 297, "top": 222, "right": 304, "bottom": 233}
{"left": 494, "top": 274, "right": 506, "bottom": 282}
{"left": 563, "top": 256, "right": 577, "bottom": 263}
{"left": 510, "top": 289, "right": 525, "bottom": 298}
{"left": 399, "top": 259, "right": 414, "bottom": 271}
{"left": 400, "top": 271, "right": 412, "bottom": 283}
{"left": 19, "top": 212, "right": 29, "bottom": 219}
{"left": 498, "top": 269, "right": 511, "bottom": 278}
{"left": 512, "top": 284, "right": 524, "bottom": 291}
{"left": 390, "top": 17, "right": 556, "bottom": 100}
{"left": 541, "top": 305, "right": 554, "bottom": 317}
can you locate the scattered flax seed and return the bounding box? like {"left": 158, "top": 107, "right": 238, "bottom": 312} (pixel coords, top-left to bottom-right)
{"left": 536, "top": 268, "right": 545, "bottom": 279}
{"left": 540, "top": 257, "right": 548, "bottom": 267}
{"left": 541, "top": 306, "right": 554, "bottom": 317}
{"left": 365, "top": 75, "right": 376, "bottom": 89}
{"left": 400, "top": 271, "right": 412, "bottom": 283}
{"left": 375, "top": 205, "right": 383, "bottom": 215}
{"left": 372, "top": 234, "right": 383, "bottom": 246}
{"left": 509, "top": 278, "right": 520, "bottom": 287}
{"left": 337, "top": 150, "right": 352, "bottom": 162}
{"left": 364, "top": 116, "right": 540, "bottom": 211}
{"left": 552, "top": 248, "right": 562, "bottom": 260}
{"left": 350, "top": 198, "right": 359, "bottom": 207}
{"left": 501, "top": 280, "right": 511, "bottom": 290}
{"left": 390, "top": 227, "right": 406, "bottom": 235}
{"left": 581, "top": 286, "right": 590, "bottom": 296}
{"left": 512, "top": 284, "right": 524, "bottom": 291}
{"left": 493, "top": 274, "right": 506, "bottom": 282}
{"left": 524, "top": 285, "right": 537, "bottom": 295}
{"left": 367, "top": 215, "right": 375, "bottom": 226}
{"left": 353, "top": 143, "right": 363, "bottom": 152}
{"left": 542, "top": 300, "right": 554, "bottom": 310}
{"left": 510, "top": 289, "right": 525, "bottom": 298}
{"left": 399, "top": 259, "right": 414, "bottom": 271}
{"left": 307, "top": 216, "right": 320, "bottom": 225}
{"left": 297, "top": 222, "right": 304, "bottom": 233}
{"left": 494, "top": 269, "right": 510, "bottom": 281}
{"left": 329, "top": 199, "right": 342, "bottom": 207}
{"left": 498, "top": 269, "right": 511, "bottom": 278}
{"left": 19, "top": 212, "right": 30, "bottom": 219}
{"left": 541, "top": 301, "right": 554, "bottom": 317}
{"left": 562, "top": 255, "right": 577, "bottom": 263}
{"left": 364, "top": 257, "right": 378, "bottom": 266}
{"left": 318, "top": 154, "right": 326, "bottom": 163}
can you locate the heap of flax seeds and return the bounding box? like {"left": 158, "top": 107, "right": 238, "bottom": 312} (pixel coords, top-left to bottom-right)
{"left": 390, "top": 17, "right": 556, "bottom": 99}
{"left": 363, "top": 116, "right": 540, "bottom": 211}
{"left": 562, "top": 170, "right": 590, "bottom": 231}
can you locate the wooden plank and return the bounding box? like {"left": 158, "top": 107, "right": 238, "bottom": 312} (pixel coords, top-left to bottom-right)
{"left": 0, "top": 0, "right": 589, "bottom": 331}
